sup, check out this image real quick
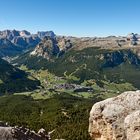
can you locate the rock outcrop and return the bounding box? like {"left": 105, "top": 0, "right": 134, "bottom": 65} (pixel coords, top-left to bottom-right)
{"left": 124, "top": 110, "right": 140, "bottom": 140}
{"left": 0, "top": 122, "right": 54, "bottom": 140}
{"left": 103, "top": 49, "right": 140, "bottom": 67}
{"left": 57, "top": 37, "right": 72, "bottom": 51}
{"left": 89, "top": 90, "right": 140, "bottom": 140}
{"left": 30, "top": 36, "right": 73, "bottom": 59}
{"left": 30, "top": 36, "right": 60, "bottom": 60}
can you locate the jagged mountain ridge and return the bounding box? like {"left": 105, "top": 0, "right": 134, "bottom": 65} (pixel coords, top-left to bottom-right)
{"left": 0, "top": 30, "right": 56, "bottom": 41}
{"left": 1, "top": 29, "right": 140, "bottom": 58}
{"left": 0, "top": 30, "right": 56, "bottom": 57}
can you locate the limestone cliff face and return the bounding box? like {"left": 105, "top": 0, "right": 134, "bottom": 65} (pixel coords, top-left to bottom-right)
{"left": 103, "top": 49, "right": 140, "bottom": 67}
{"left": 30, "top": 36, "right": 60, "bottom": 60}
{"left": 89, "top": 91, "right": 140, "bottom": 140}
{"left": 30, "top": 36, "right": 73, "bottom": 59}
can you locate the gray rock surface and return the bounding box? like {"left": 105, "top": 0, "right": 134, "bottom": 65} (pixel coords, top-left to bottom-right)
{"left": 31, "top": 36, "right": 60, "bottom": 59}
{"left": 124, "top": 110, "right": 140, "bottom": 140}
{"left": 30, "top": 36, "right": 73, "bottom": 59}
{"left": 0, "top": 124, "right": 52, "bottom": 140}
{"left": 0, "top": 126, "right": 16, "bottom": 140}
{"left": 89, "top": 90, "right": 140, "bottom": 140}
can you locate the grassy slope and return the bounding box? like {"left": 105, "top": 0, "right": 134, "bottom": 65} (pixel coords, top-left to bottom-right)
{"left": 0, "top": 58, "right": 40, "bottom": 94}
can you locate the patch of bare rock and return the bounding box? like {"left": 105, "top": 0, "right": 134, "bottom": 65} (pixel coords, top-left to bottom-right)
{"left": 0, "top": 122, "right": 54, "bottom": 140}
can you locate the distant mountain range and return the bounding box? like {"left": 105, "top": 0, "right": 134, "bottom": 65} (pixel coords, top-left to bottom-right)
{"left": 0, "top": 29, "right": 140, "bottom": 59}
{"left": 0, "top": 30, "right": 56, "bottom": 57}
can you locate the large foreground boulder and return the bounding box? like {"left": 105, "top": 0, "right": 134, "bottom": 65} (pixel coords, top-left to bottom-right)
{"left": 89, "top": 91, "right": 140, "bottom": 140}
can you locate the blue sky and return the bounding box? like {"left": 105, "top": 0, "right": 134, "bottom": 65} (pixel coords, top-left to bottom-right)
{"left": 0, "top": 0, "right": 140, "bottom": 37}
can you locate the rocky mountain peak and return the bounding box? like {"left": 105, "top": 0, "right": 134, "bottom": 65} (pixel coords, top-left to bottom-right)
{"left": 0, "top": 29, "right": 42, "bottom": 57}
{"left": 30, "top": 36, "right": 60, "bottom": 60}
{"left": 37, "top": 31, "right": 56, "bottom": 39}
{"left": 19, "top": 30, "right": 31, "bottom": 36}
{"left": 30, "top": 36, "right": 73, "bottom": 59}
{"left": 57, "top": 36, "right": 72, "bottom": 51}
{"left": 0, "top": 30, "right": 20, "bottom": 41}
